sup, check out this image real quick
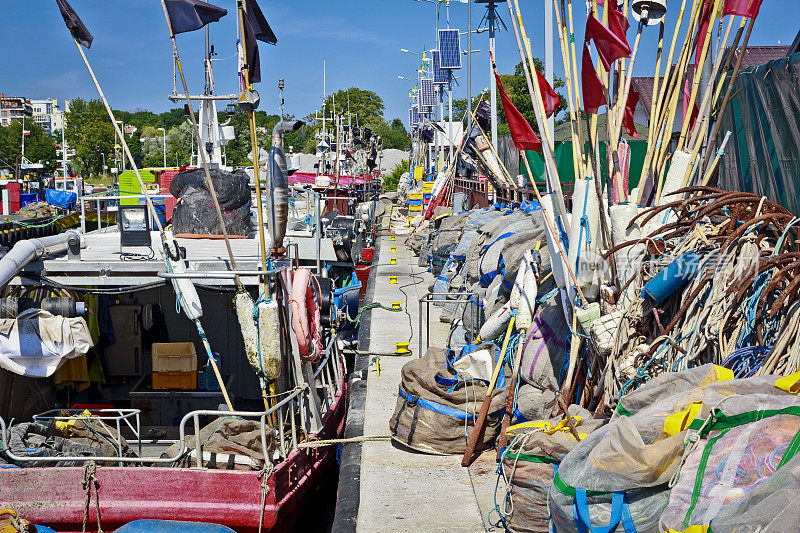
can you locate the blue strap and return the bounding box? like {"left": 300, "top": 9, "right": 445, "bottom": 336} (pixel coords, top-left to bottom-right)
{"left": 482, "top": 231, "right": 516, "bottom": 252}
{"left": 574, "top": 490, "right": 627, "bottom": 533}
{"left": 398, "top": 387, "right": 505, "bottom": 421}
{"left": 620, "top": 499, "right": 637, "bottom": 533}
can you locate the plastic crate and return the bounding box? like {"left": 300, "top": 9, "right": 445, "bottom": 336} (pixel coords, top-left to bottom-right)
{"left": 152, "top": 342, "right": 197, "bottom": 372}
{"left": 153, "top": 370, "right": 197, "bottom": 390}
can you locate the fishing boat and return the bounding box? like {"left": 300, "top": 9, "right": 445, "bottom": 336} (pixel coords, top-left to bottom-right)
{"left": 0, "top": 2, "right": 374, "bottom": 531}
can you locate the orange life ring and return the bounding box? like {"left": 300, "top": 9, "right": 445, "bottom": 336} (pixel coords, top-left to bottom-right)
{"left": 291, "top": 268, "right": 323, "bottom": 361}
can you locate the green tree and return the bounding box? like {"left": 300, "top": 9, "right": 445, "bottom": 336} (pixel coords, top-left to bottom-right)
{"left": 368, "top": 118, "right": 411, "bottom": 151}
{"left": 65, "top": 98, "right": 115, "bottom": 176}
{"left": 321, "top": 88, "right": 385, "bottom": 126}
{"left": 0, "top": 121, "right": 57, "bottom": 174}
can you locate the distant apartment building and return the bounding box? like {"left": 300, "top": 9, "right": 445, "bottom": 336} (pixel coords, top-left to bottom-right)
{"left": 31, "top": 98, "right": 66, "bottom": 135}
{"left": 0, "top": 94, "right": 33, "bottom": 127}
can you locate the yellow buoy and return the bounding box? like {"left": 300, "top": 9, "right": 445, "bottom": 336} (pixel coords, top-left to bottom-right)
{"left": 395, "top": 342, "right": 410, "bottom": 355}
{"left": 389, "top": 276, "right": 398, "bottom": 285}
{"left": 391, "top": 301, "right": 402, "bottom": 309}
{"left": 390, "top": 258, "right": 397, "bottom": 265}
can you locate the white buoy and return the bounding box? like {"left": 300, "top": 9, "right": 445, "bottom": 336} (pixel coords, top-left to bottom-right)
{"left": 235, "top": 291, "right": 260, "bottom": 373}
{"left": 567, "top": 177, "right": 601, "bottom": 302}
{"left": 159, "top": 233, "right": 202, "bottom": 321}
{"left": 539, "top": 193, "right": 568, "bottom": 290}
{"left": 660, "top": 150, "right": 692, "bottom": 204}
{"left": 516, "top": 252, "right": 538, "bottom": 332}
{"left": 258, "top": 300, "right": 281, "bottom": 380}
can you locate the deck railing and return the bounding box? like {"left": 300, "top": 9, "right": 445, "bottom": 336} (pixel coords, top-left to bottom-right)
{"left": 0, "top": 335, "right": 347, "bottom": 468}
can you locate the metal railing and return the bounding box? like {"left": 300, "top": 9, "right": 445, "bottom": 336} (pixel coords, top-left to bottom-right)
{"left": 418, "top": 291, "right": 481, "bottom": 357}
{"left": 78, "top": 193, "right": 171, "bottom": 234}
{"left": 0, "top": 339, "right": 347, "bottom": 467}
{"left": 33, "top": 408, "right": 142, "bottom": 462}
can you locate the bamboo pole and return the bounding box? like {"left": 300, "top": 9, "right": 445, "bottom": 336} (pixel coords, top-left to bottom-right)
{"left": 72, "top": 38, "right": 235, "bottom": 412}
{"left": 510, "top": 0, "right": 568, "bottom": 221}
{"left": 637, "top": 0, "right": 688, "bottom": 196}
{"left": 552, "top": 0, "right": 583, "bottom": 184}
{"left": 701, "top": 130, "right": 732, "bottom": 186}
{"left": 700, "top": 17, "right": 756, "bottom": 176}
{"left": 158, "top": 0, "right": 244, "bottom": 292}
{"left": 644, "top": 0, "right": 702, "bottom": 188}
{"left": 564, "top": 0, "right": 587, "bottom": 175}
{"left": 675, "top": 0, "right": 725, "bottom": 152}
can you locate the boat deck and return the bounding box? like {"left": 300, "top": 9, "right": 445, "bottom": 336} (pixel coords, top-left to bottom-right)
{"left": 352, "top": 229, "right": 498, "bottom": 532}
{"left": 17, "top": 228, "right": 338, "bottom": 287}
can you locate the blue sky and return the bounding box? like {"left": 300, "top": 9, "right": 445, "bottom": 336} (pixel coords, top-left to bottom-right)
{"left": 2, "top": 1, "right": 799, "bottom": 125}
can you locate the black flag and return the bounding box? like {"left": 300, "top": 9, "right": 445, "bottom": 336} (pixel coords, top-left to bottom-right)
{"left": 55, "top": 0, "right": 93, "bottom": 48}
{"left": 242, "top": 0, "right": 277, "bottom": 84}
{"left": 165, "top": 0, "right": 227, "bottom": 36}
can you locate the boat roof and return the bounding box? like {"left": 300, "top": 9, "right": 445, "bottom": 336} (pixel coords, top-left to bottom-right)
{"left": 13, "top": 229, "right": 338, "bottom": 288}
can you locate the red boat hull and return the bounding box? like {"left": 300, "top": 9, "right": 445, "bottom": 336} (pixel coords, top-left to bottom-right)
{"left": 0, "top": 383, "right": 347, "bottom": 532}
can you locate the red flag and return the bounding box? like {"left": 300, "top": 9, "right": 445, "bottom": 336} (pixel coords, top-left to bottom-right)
{"left": 536, "top": 69, "right": 561, "bottom": 118}
{"left": 724, "top": 0, "right": 762, "bottom": 17}
{"left": 682, "top": 77, "right": 699, "bottom": 132}
{"left": 493, "top": 61, "right": 541, "bottom": 152}
{"left": 22, "top": 130, "right": 31, "bottom": 137}
{"left": 622, "top": 85, "right": 640, "bottom": 138}
{"left": 582, "top": 44, "right": 607, "bottom": 114}
{"left": 585, "top": 14, "right": 631, "bottom": 71}
{"left": 695, "top": 1, "right": 713, "bottom": 65}
{"left": 608, "top": 3, "right": 630, "bottom": 38}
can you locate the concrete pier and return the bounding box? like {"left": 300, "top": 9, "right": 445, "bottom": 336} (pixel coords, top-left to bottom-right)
{"left": 336, "top": 227, "right": 500, "bottom": 532}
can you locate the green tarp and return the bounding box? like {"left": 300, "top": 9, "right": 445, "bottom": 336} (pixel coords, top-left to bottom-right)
{"left": 521, "top": 140, "right": 649, "bottom": 192}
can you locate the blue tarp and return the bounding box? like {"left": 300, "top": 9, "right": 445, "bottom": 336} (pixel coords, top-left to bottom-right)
{"left": 45, "top": 189, "right": 77, "bottom": 210}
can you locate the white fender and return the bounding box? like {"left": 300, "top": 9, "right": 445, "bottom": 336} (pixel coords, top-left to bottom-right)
{"left": 478, "top": 302, "right": 513, "bottom": 342}
{"left": 159, "top": 233, "right": 202, "bottom": 320}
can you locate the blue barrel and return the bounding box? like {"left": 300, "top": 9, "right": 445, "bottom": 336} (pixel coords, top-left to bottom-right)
{"left": 642, "top": 251, "right": 701, "bottom": 304}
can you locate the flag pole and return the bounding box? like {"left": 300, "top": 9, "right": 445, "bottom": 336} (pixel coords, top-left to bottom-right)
{"left": 71, "top": 38, "right": 234, "bottom": 412}
{"left": 158, "top": 0, "right": 245, "bottom": 294}
{"left": 552, "top": 0, "right": 584, "bottom": 184}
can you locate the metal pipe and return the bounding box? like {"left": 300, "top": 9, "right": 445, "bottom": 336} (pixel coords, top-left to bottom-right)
{"left": 271, "top": 120, "right": 304, "bottom": 151}
{"left": 0, "top": 230, "right": 84, "bottom": 290}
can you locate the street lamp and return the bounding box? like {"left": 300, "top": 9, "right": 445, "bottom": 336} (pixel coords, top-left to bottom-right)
{"left": 158, "top": 127, "right": 167, "bottom": 168}
{"left": 101, "top": 152, "right": 106, "bottom": 181}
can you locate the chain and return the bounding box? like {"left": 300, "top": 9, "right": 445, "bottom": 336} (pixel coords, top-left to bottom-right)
{"left": 82, "top": 462, "right": 103, "bottom": 533}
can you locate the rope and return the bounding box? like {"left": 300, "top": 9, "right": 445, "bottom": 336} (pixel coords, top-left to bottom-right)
{"left": 345, "top": 301, "right": 403, "bottom": 324}
{"left": 258, "top": 463, "right": 276, "bottom": 533}
{"left": 82, "top": 462, "right": 103, "bottom": 533}
{"left": 295, "top": 435, "right": 392, "bottom": 449}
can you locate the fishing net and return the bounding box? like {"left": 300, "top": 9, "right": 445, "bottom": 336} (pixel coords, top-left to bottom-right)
{"left": 519, "top": 292, "right": 568, "bottom": 391}
{"left": 500, "top": 408, "right": 607, "bottom": 533}
{"left": 169, "top": 168, "right": 252, "bottom": 238}
{"left": 660, "top": 380, "right": 800, "bottom": 531}
{"left": 390, "top": 346, "right": 506, "bottom": 455}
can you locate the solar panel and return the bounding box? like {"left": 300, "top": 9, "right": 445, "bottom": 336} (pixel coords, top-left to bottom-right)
{"left": 432, "top": 50, "right": 450, "bottom": 85}
{"left": 411, "top": 106, "right": 420, "bottom": 127}
{"left": 418, "top": 79, "right": 436, "bottom": 108}
{"left": 438, "top": 29, "right": 462, "bottom": 69}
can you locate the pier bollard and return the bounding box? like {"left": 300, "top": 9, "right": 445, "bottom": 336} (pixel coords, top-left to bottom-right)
{"left": 390, "top": 258, "right": 397, "bottom": 265}
{"left": 395, "top": 342, "right": 410, "bottom": 355}
{"left": 390, "top": 246, "right": 397, "bottom": 253}
{"left": 389, "top": 276, "right": 398, "bottom": 285}
{"left": 391, "top": 302, "right": 402, "bottom": 310}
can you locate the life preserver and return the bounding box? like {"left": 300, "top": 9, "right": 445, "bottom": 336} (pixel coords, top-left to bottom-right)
{"left": 291, "top": 268, "right": 323, "bottom": 361}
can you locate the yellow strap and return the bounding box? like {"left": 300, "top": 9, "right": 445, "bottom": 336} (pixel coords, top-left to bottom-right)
{"left": 713, "top": 365, "right": 734, "bottom": 382}
{"left": 667, "top": 527, "right": 709, "bottom": 533}
{"left": 664, "top": 401, "right": 703, "bottom": 438}
{"left": 507, "top": 417, "right": 587, "bottom": 440}
{"left": 775, "top": 372, "right": 800, "bottom": 393}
